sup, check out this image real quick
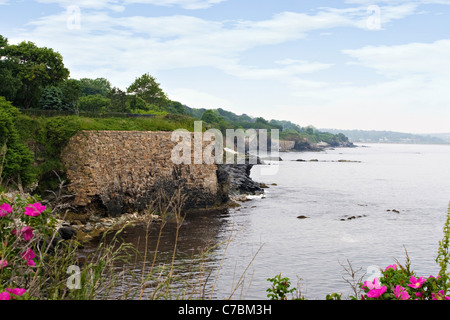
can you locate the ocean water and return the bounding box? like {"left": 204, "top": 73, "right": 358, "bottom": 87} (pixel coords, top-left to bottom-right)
{"left": 212, "top": 143, "right": 450, "bottom": 299}
{"left": 85, "top": 143, "right": 450, "bottom": 300}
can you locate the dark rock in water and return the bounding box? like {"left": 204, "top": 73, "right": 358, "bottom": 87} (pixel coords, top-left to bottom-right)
{"left": 297, "top": 215, "right": 309, "bottom": 219}
{"left": 337, "top": 159, "right": 362, "bottom": 163}
{"left": 217, "top": 163, "right": 263, "bottom": 196}
{"left": 340, "top": 214, "right": 367, "bottom": 221}
{"left": 58, "top": 226, "right": 77, "bottom": 240}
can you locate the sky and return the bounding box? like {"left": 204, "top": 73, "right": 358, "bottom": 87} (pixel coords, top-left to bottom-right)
{"left": 1, "top": 0, "right": 450, "bottom": 134}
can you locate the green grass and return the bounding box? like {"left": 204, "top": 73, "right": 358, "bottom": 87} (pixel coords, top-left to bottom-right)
{"left": 16, "top": 113, "right": 197, "bottom": 133}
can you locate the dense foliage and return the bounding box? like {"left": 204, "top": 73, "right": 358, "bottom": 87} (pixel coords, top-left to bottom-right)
{"left": 0, "top": 35, "right": 69, "bottom": 110}
{"left": 0, "top": 97, "right": 34, "bottom": 187}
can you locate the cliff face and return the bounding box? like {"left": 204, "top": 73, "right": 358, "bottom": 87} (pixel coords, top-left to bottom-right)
{"left": 62, "top": 131, "right": 229, "bottom": 216}
{"left": 217, "top": 164, "right": 263, "bottom": 196}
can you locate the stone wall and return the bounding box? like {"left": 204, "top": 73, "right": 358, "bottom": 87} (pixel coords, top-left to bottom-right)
{"left": 62, "top": 131, "right": 227, "bottom": 216}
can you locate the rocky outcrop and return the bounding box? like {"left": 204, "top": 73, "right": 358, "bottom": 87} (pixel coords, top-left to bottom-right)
{"left": 217, "top": 164, "right": 263, "bottom": 197}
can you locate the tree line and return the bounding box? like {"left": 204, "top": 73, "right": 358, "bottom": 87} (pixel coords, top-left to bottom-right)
{"left": 0, "top": 35, "right": 186, "bottom": 115}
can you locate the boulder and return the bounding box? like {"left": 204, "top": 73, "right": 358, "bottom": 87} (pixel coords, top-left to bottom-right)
{"left": 58, "top": 226, "right": 77, "bottom": 240}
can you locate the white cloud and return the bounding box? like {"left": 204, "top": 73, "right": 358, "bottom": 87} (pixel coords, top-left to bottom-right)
{"left": 18, "top": 3, "right": 422, "bottom": 77}
{"left": 122, "top": 0, "right": 228, "bottom": 10}
{"left": 345, "top": 0, "right": 450, "bottom": 4}
{"left": 320, "top": 3, "right": 419, "bottom": 30}
{"left": 222, "top": 60, "right": 333, "bottom": 80}
{"left": 14, "top": 8, "right": 363, "bottom": 87}
{"left": 115, "top": 15, "right": 222, "bottom": 38}
{"left": 342, "top": 39, "right": 450, "bottom": 78}
{"left": 36, "top": 0, "right": 121, "bottom": 9}
{"left": 35, "top": 0, "right": 228, "bottom": 10}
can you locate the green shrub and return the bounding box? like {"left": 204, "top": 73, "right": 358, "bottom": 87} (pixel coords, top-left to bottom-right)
{"left": 0, "top": 97, "right": 35, "bottom": 187}
{"left": 266, "top": 274, "right": 296, "bottom": 300}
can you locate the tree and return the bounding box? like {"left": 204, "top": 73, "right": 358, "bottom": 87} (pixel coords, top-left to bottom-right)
{"left": 166, "top": 101, "right": 187, "bottom": 115}
{"left": 107, "top": 87, "right": 128, "bottom": 112}
{"left": 305, "top": 126, "right": 315, "bottom": 136}
{"left": 0, "top": 61, "right": 22, "bottom": 102}
{"left": 127, "top": 73, "right": 168, "bottom": 107}
{"left": 0, "top": 35, "right": 70, "bottom": 109}
{"left": 200, "top": 109, "right": 229, "bottom": 133}
{"left": 39, "top": 86, "right": 64, "bottom": 111}
{"left": 60, "top": 79, "right": 81, "bottom": 112}
{"left": 38, "top": 80, "right": 81, "bottom": 112}
{"left": 78, "top": 94, "right": 110, "bottom": 113}
{"left": 0, "top": 96, "right": 35, "bottom": 186}
{"left": 201, "top": 109, "right": 221, "bottom": 124}
{"left": 255, "top": 117, "right": 269, "bottom": 125}
{"left": 127, "top": 94, "right": 148, "bottom": 112}
{"left": 78, "top": 78, "right": 111, "bottom": 97}
{"left": 0, "top": 36, "right": 21, "bottom": 102}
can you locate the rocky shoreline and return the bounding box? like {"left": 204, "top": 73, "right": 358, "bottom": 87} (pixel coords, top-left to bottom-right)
{"left": 3, "top": 144, "right": 361, "bottom": 244}
{"left": 3, "top": 143, "right": 364, "bottom": 244}
{"left": 52, "top": 162, "right": 266, "bottom": 243}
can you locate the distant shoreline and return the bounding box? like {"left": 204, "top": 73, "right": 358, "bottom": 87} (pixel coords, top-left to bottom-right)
{"left": 351, "top": 141, "right": 450, "bottom": 146}
{"left": 321, "top": 128, "right": 450, "bottom": 145}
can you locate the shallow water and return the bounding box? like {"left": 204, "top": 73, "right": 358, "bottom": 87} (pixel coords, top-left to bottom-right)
{"left": 83, "top": 143, "right": 450, "bottom": 300}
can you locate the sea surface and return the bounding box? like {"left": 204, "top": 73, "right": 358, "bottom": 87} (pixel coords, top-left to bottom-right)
{"left": 86, "top": 143, "right": 450, "bottom": 300}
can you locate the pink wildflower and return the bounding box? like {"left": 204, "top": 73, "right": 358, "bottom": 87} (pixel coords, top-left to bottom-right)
{"left": 6, "top": 288, "right": 26, "bottom": 297}
{"left": 12, "top": 226, "right": 34, "bottom": 241}
{"left": 0, "top": 292, "right": 11, "bottom": 300}
{"left": 362, "top": 277, "right": 387, "bottom": 299}
{"left": 0, "top": 259, "right": 7, "bottom": 269}
{"left": 384, "top": 264, "right": 397, "bottom": 271}
{"left": 0, "top": 203, "right": 12, "bottom": 217}
{"left": 407, "top": 276, "right": 426, "bottom": 289}
{"left": 362, "top": 277, "right": 382, "bottom": 290}
{"left": 367, "top": 286, "right": 387, "bottom": 298}
{"left": 432, "top": 290, "right": 450, "bottom": 300}
{"left": 24, "top": 202, "right": 46, "bottom": 217}
{"left": 22, "top": 248, "right": 36, "bottom": 266}
{"left": 393, "top": 285, "right": 410, "bottom": 300}
{"left": 20, "top": 226, "right": 34, "bottom": 241}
